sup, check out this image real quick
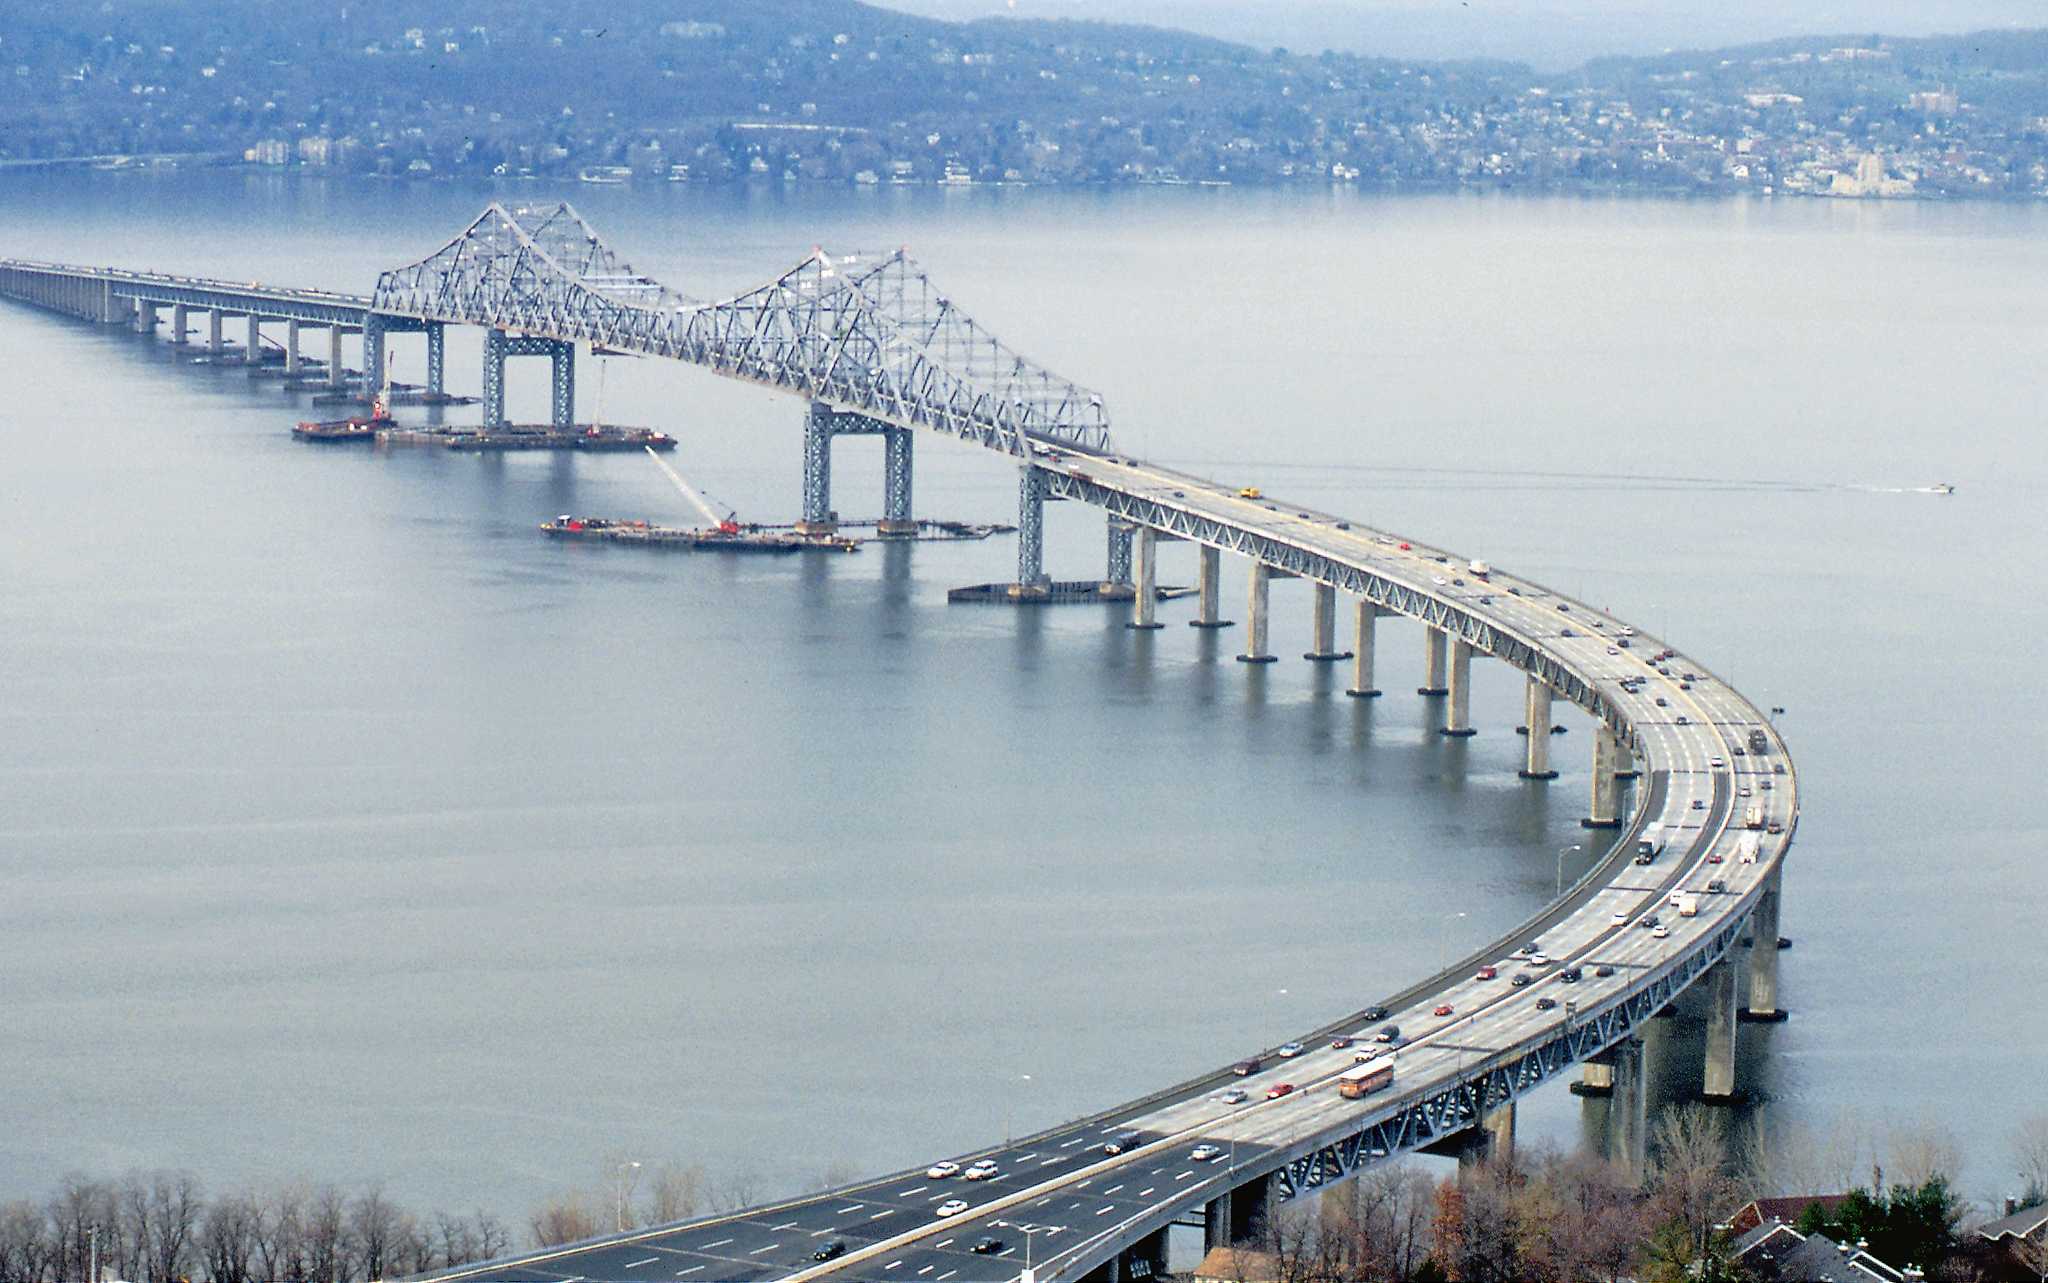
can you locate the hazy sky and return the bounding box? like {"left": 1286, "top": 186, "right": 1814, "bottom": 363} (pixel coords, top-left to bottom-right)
{"left": 877, "top": 0, "right": 2046, "bottom": 69}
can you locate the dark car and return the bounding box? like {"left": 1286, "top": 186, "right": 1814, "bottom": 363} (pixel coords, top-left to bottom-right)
{"left": 1560, "top": 966, "right": 1582, "bottom": 983}
{"left": 1535, "top": 996, "right": 1558, "bottom": 1011}
{"left": 1374, "top": 1024, "right": 1401, "bottom": 1043}
{"left": 1510, "top": 973, "right": 1533, "bottom": 989}
{"left": 814, "top": 1241, "right": 847, "bottom": 1262}
{"left": 1102, "top": 1131, "right": 1143, "bottom": 1155}
{"left": 1231, "top": 1058, "right": 1263, "bottom": 1076}
{"left": 1362, "top": 1006, "right": 1389, "bottom": 1022}
{"left": 971, "top": 1237, "right": 1004, "bottom": 1255}
{"left": 1595, "top": 965, "right": 1616, "bottom": 977}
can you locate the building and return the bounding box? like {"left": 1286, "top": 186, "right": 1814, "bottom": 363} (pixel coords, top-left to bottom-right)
{"left": 1730, "top": 1222, "right": 1908, "bottom": 1283}
{"left": 1728, "top": 1195, "right": 1854, "bottom": 1236}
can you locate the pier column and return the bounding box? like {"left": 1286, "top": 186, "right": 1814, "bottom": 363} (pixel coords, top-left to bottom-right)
{"left": 1613, "top": 739, "right": 1639, "bottom": 782}
{"left": 1228, "top": 1174, "right": 1273, "bottom": 1244}
{"left": 1583, "top": 725, "right": 1622, "bottom": 828}
{"left": 328, "top": 325, "right": 347, "bottom": 388}
{"left": 425, "top": 322, "right": 445, "bottom": 397}
{"left": 1017, "top": 464, "right": 1048, "bottom": 588}
{"left": 245, "top": 313, "right": 260, "bottom": 357}
{"left": 1744, "top": 868, "right": 1787, "bottom": 1022}
{"left": 1442, "top": 639, "right": 1476, "bottom": 736}
{"left": 137, "top": 300, "right": 160, "bottom": 335}
{"left": 481, "top": 328, "right": 507, "bottom": 427}
{"left": 1459, "top": 1101, "right": 1517, "bottom": 1169}
{"left": 207, "top": 309, "right": 224, "bottom": 355}
{"left": 1419, "top": 626, "right": 1449, "bottom": 696}
{"left": 1520, "top": 680, "right": 1557, "bottom": 779}
{"left": 1346, "top": 601, "right": 1381, "bottom": 697}
{"left": 1203, "top": 1196, "right": 1230, "bottom": 1254}
{"left": 1304, "top": 584, "right": 1351, "bottom": 661}
{"left": 285, "top": 318, "right": 302, "bottom": 374}
{"left": 1574, "top": 1058, "right": 1614, "bottom": 1097}
{"left": 1236, "top": 563, "right": 1276, "bottom": 663}
{"left": 1190, "top": 545, "right": 1231, "bottom": 628}
{"left": 1106, "top": 521, "right": 1134, "bottom": 587}
{"left": 1703, "top": 958, "right": 1739, "bottom": 1102}
{"left": 1129, "top": 527, "right": 1162, "bottom": 630}
{"left": 1608, "top": 1038, "right": 1647, "bottom": 1177}
{"left": 170, "top": 303, "right": 189, "bottom": 345}
{"left": 550, "top": 342, "right": 575, "bottom": 427}
{"left": 800, "top": 401, "right": 837, "bottom": 534}
{"left": 879, "top": 427, "right": 915, "bottom": 534}
{"left": 363, "top": 316, "right": 388, "bottom": 403}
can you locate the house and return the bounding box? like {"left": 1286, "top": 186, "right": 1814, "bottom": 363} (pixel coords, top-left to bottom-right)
{"left": 1729, "top": 1195, "right": 1855, "bottom": 1236}
{"left": 1730, "top": 1222, "right": 1906, "bottom": 1283}
{"left": 1978, "top": 1200, "right": 2048, "bottom": 1249}
{"left": 1961, "top": 1201, "right": 2048, "bottom": 1282}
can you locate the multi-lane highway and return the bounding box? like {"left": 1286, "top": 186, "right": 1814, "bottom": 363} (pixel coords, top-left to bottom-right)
{"left": 425, "top": 450, "right": 1796, "bottom": 1283}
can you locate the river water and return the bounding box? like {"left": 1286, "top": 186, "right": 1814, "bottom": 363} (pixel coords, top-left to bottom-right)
{"left": 2, "top": 173, "right": 2043, "bottom": 1220}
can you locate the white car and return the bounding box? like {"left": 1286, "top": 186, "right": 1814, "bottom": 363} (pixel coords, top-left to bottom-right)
{"left": 936, "top": 1200, "right": 970, "bottom": 1218}
{"left": 926, "top": 1161, "right": 960, "bottom": 1180}
{"left": 1277, "top": 1041, "right": 1304, "bottom": 1058}
{"left": 1651, "top": 925, "right": 1671, "bottom": 939}
{"left": 1213, "top": 1088, "right": 1248, "bottom": 1104}
{"left": 964, "top": 1160, "right": 999, "bottom": 1181}
{"left": 1611, "top": 910, "right": 1628, "bottom": 925}
{"left": 1524, "top": 953, "right": 1552, "bottom": 967}
{"left": 1190, "top": 1144, "right": 1224, "bottom": 1162}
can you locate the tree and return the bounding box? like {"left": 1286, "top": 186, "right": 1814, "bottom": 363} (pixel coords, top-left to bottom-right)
{"left": 346, "top": 1185, "right": 403, "bottom": 1281}
{"left": 2015, "top": 1115, "right": 2048, "bottom": 1207}
{"left": 253, "top": 1184, "right": 307, "bottom": 1283}
{"left": 201, "top": 1193, "right": 260, "bottom": 1283}
{"left": 1648, "top": 1105, "right": 1741, "bottom": 1261}
{"left": 1517, "top": 1149, "right": 1646, "bottom": 1283}
{"left": 302, "top": 1185, "right": 350, "bottom": 1283}
{"left": 142, "top": 1171, "right": 203, "bottom": 1283}
{"left": 528, "top": 1194, "right": 600, "bottom": 1249}
{"left": 0, "top": 1200, "right": 59, "bottom": 1283}
{"left": 49, "top": 1175, "right": 116, "bottom": 1283}
{"left": 642, "top": 1163, "right": 706, "bottom": 1226}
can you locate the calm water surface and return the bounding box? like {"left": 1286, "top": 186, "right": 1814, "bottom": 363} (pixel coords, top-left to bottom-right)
{"left": 2, "top": 174, "right": 2044, "bottom": 1217}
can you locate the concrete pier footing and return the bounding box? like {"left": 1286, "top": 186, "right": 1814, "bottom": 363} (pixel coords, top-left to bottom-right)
{"left": 1418, "top": 626, "right": 1449, "bottom": 696}
{"left": 1127, "top": 527, "right": 1163, "bottom": 630}
{"left": 1237, "top": 563, "right": 1276, "bottom": 663}
{"left": 1190, "top": 545, "right": 1232, "bottom": 628}
{"left": 1442, "top": 638, "right": 1476, "bottom": 736}
{"left": 1345, "top": 600, "right": 1381, "bottom": 697}
{"left": 1520, "top": 679, "right": 1558, "bottom": 778}
{"left": 1583, "top": 724, "right": 1623, "bottom": 827}
{"left": 1303, "top": 583, "right": 1352, "bottom": 661}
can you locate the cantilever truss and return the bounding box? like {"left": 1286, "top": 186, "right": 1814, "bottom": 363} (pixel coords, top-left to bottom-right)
{"left": 372, "top": 203, "right": 1111, "bottom": 454}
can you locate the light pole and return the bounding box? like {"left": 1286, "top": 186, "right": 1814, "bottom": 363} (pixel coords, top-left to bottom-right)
{"left": 1005, "top": 1073, "right": 1032, "bottom": 1146}
{"left": 1021, "top": 1224, "right": 1042, "bottom": 1282}
{"left": 1557, "top": 843, "right": 1582, "bottom": 897}
{"left": 614, "top": 1160, "right": 641, "bottom": 1233}
{"left": 1440, "top": 911, "right": 1467, "bottom": 975}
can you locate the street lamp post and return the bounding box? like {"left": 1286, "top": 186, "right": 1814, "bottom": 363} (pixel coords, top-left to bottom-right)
{"left": 614, "top": 1161, "right": 641, "bottom": 1233}
{"left": 1557, "top": 843, "right": 1582, "bottom": 897}
{"left": 1005, "top": 1073, "right": 1033, "bottom": 1146}
{"left": 1440, "top": 911, "right": 1467, "bottom": 975}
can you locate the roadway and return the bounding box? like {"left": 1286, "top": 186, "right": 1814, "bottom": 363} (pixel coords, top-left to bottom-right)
{"left": 429, "top": 455, "right": 1794, "bottom": 1283}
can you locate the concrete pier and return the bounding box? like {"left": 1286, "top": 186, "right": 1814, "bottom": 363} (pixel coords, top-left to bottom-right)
{"left": 1128, "top": 527, "right": 1163, "bottom": 630}
{"left": 1345, "top": 600, "right": 1381, "bottom": 697}
{"left": 245, "top": 313, "right": 260, "bottom": 357}
{"left": 1703, "top": 959, "right": 1739, "bottom": 1102}
{"left": 1457, "top": 1101, "right": 1517, "bottom": 1169}
{"left": 207, "top": 309, "right": 224, "bottom": 355}
{"left": 1742, "top": 867, "right": 1788, "bottom": 1021}
{"left": 285, "top": 318, "right": 301, "bottom": 374}
{"left": 1419, "top": 626, "right": 1449, "bottom": 696}
{"left": 1573, "top": 1058, "right": 1614, "bottom": 1097}
{"left": 1190, "top": 545, "right": 1232, "bottom": 628}
{"left": 1609, "top": 1037, "right": 1648, "bottom": 1176}
{"left": 1237, "top": 563, "right": 1276, "bottom": 663}
{"left": 1442, "top": 638, "right": 1476, "bottom": 736}
{"left": 169, "top": 303, "right": 189, "bottom": 345}
{"left": 1303, "top": 583, "right": 1351, "bottom": 661}
{"left": 136, "top": 300, "right": 159, "bottom": 335}
{"left": 1583, "top": 725, "right": 1623, "bottom": 828}
{"left": 1520, "top": 680, "right": 1557, "bottom": 778}
{"left": 328, "top": 324, "right": 347, "bottom": 388}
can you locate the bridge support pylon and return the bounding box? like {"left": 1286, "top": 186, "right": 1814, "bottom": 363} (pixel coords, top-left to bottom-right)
{"left": 137, "top": 300, "right": 159, "bottom": 336}
{"left": 1582, "top": 725, "right": 1623, "bottom": 828}
{"left": 328, "top": 323, "right": 347, "bottom": 388}
{"left": 1742, "top": 867, "right": 1788, "bottom": 1022}
{"left": 169, "top": 303, "right": 189, "bottom": 345}
{"left": 425, "top": 321, "right": 446, "bottom": 398}
{"left": 1442, "top": 638, "right": 1477, "bottom": 736}
{"left": 1345, "top": 600, "right": 1381, "bottom": 697}
{"left": 1419, "top": 626, "right": 1449, "bottom": 696}
{"left": 800, "top": 401, "right": 838, "bottom": 535}
{"left": 1608, "top": 1037, "right": 1648, "bottom": 1176}
{"left": 1016, "top": 464, "right": 1049, "bottom": 591}
{"left": 207, "top": 308, "right": 224, "bottom": 355}
{"left": 1520, "top": 679, "right": 1557, "bottom": 778}
{"left": 1106, "top": 521, "right": 1134, "bottom": 588}
{"left": 1702, "top": 958, "right": 1740, "bottom": 1102}
{"left": 1456, "top": 1100, "right": 1516, "bottom": 1169}
{"left": 245, "top": 313, "right": 260, "bottom": 360}
{"left": 1128, "top": 527, "right": 1163, "bottom": 630}
{"left": 1189, "top": 545, "right": 1232, "bottom": 628}
{"left": 879, "top": 426, "right": 915, "bottom": 535}
{"left": 285, "top": 318, "right": 301, "bottom": 374}
{"left": 1304, "top": 583, "right": 1352, "bottom": 662}
{"left": 1236, "top": 563, "right": 1277, "bottom": 663}
{"left": 363, "top": 315, "right": 387, "bottom": 397}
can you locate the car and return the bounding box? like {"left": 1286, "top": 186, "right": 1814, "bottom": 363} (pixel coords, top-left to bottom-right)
{"left": 1651, "top": 925, "right": 1671, "bottom": 939}
{"left": 1432, "top": 1003, "right": 1455, "bottom": 1017}
{"left": 1476, "top": 965, "right": 1498, "bottom": 980}
{"left": 1561, "top": 966, "right": 1583, "bottom": 983}
{"left": 814, "top": 1240, "right": 848, "bottom": 1262}
{"left": 1680, "top": 681, "right": 1693, "bottom": 690}
{"left": 1353, "top": 1046, "right": 1386, "bottom": 1064}
{"left": 1525, "top": 953, "right": 1552, "bottom": 967}
{"left": 1297, "top": 511, "right": 1312, "bottom": 519}
{"left": 1434, "top": 555, "right": 1449, "bottom": 563}
{"left": 1510, "top": 973, "right": 1533, "bottom": 988}
{"left": 1772, "top": 763, "right": 1787, "bottom": 775}
{"left": 971, "top": 1238, "right": 1004, "bottom": 1255}
{"left": 1655, "top": 697, "right": 1668, "bottom": 707}
{"left": 937, "top": 1199, "right": 970, "bottom": 1218}
{"left": 1237, "top": 487, "right": 1262, "bottom": 499}
{"left": 1266, "top": 1083, "right": 1294, "bottom": 1100}
{"left": 1330, "top": 1035, "right": 1354, "bottom": 1050}
{"left": 1362, "top": 1005, "right": 1389, "bottom": 1022}
{"left": 1190, "top": 1144, "right": 1224, "bottom": 1162}
{"left": 1232, "top": 1058, "right": 1263, "bottom": 1076}
{"left": 1397, "top": 542, "right": 1411, "bottom": 551}
{"left": 1692, "top": 798, "right": 1707, "bottom": 810}
{"left": 1606, "top": 646, "right": 1621, "bottom": 656}
{"left": 1277, "top": 1041, "right": 1304, "bottom": 1059}
{"left": 1760, "top": 780, "right": 1774, "bottom": 791}
{"left": 1374, "top": 1024, "right": 1401, "bottom": 1043}
{"left": 1433, "top": 575, "right": 1449, "bottom": 586}
{"left": 1706, "top": 879, "right": 1727, "bottom": 893}
{"left": 1706, "top": 852, "right": 1724, "bottom": 863}
{"left": 1639, "top": 915, "right": 1660, "bottom": 929}
{"left": 1513, "top": 942, "right": 1538, "bottom": 957}
{"left": 1452, "top": 577, "right": 1466, "bottom": 586}
{"left": 1739, "top": 787, "right": 1753, "bottom": 797}
{"left": 1611, "top": 910, "right": 1628, "bottom": 925}
{"left": 1562, "top": 627, "right": 1578, "bottom": 638}
{"left": 926, "top": 1161, "right": 961, "bottom": 1180}
{"left": 1558, "top": 603, "right": 1571, "bottom": 612}
{"left": 1103, "top": 1132, "right": 1143, "bottom": 1155}
{"left": 1676, "top": 714, "right": 1690, "bottom": 725}
{"left": 1214, "top": 1088, "right": 1249, "bottom": 1104}
{"left": 1595, "top": 965, "right": 1616, "bottom": 977}
{"left": 1264, "top": 504, "right": 1279, "bottom": 511}
{"left": 1710, "top": 757, "right": 1726, "bottom": 769}
{"left": 1172, "top": 489, "right": 1186, "bottom": 498}
{"left": 1535, "top": 996, "right": 1558, "bottom": 1011}
{"left": 1617, "top": 638, "right": 1632, "bottom": 648}
{"left": 1336, "top": 522, "right": 1351, "bottom": 530}
{"left": 1620, "top": 626, "right": 1635, "bottom": 636}
{"left": 1732, "top": 746, "right": 1746, "bottom": 756}
{"left": 1768, "top": 821, "right": 1784, "bottom": 834}
{"left": 965, "top": 1160, "right": 999, "bottom": 1181}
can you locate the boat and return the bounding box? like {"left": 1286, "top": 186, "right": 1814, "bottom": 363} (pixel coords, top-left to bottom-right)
{"left": 292, "top": 416, "right": 388, "bottom": 442}
{"left": 541, "top": 516, "right": 858, "bottom": 553}
{"left": 1929, "top": 482, "right": 1956, "bottom": 495}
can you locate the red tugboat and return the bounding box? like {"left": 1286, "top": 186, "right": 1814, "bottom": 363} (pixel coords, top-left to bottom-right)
{"left": 293, "top": 353, "right": 396, "bottom": 442}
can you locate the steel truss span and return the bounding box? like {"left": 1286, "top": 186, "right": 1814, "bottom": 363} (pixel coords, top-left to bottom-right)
{"left": 0, "top": 208, "right": 1799, "bottom": 1283}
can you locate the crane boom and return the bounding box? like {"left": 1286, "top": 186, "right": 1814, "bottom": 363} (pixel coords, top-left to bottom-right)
{"left": 645, "top": 447, "right": 738, "bottom": 532}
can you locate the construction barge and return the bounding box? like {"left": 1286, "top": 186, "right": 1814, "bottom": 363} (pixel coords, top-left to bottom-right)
{"left": 542, "top": 517, "right": 859, "bottom": 553}
{"left": 290, "top": 421, "right": 675, "bottom": 451}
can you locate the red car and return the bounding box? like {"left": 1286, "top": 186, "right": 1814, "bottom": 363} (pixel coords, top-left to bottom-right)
{"left": 1266, "top": 1083, "right": 1295, "bottom": 1100}
{"left": 1476, "top": 965, "right": 1497, "bottom": 980}
{"left": 1398, "top": 542, "right": 1412, "bottom": 551}
{"left": 1433, "top": 1003, "right": 1455, "bottom": 1017}
{"left": 1330, "top": 1035, "right": 1354, "bottom": 1050}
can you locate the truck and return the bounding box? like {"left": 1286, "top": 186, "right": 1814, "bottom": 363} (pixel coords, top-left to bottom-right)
{"left": 1747, "top": 728, "right": 1769, "bottom": 754}
{"left": 1736, "top": 832, "right": 1762, "bottom": 864}
{"left": 1676, "top": 893, "right": 1700, "bottom": 918}
{"left": 1337, "top": 1061, "right": 1395, "bottom": 1099}
{"left": 1468, "top": 559, "right": 1491, "bottom": 580}
{"left": 1743, "top": 803, "right": 1765, "bottom": 830}
{"left": 1634, "top": 823, "right": 1666, "bottom": 864}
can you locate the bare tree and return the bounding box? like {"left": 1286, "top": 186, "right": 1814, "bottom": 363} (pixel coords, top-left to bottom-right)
{"left": 201, "top": 1193, "right": 261, "bottom": 1283}
{"left": 1885, "top": 1121, "right": 1964, "bottom": 1192}
{"left": 2013, "top": 1115, "right": 2048, "bottom": 1205}
{"left": 347, "top": 1186, "right": 404, "bottom": 1281}
{"left": 472, "top": 1210, "right": 510, "bottom": 1261}
{"left": 811, "top": 1161, "right": 860, "bottom": 1194}
{"left": 253, "top": 1184, "right": 307, "bottom": 1283}
{"left": 1648, "top": 1104, "right": 1741, "bottom": 1260}
{"left": 392, "top": 1211, "right": 435, "bottom": 1278}
{"left": 528, "top": 1194, "right": 600, "bottom": 1249}
{"left": 642, "top": 1163, "right": 706, "bottom": 1226}
{"left": 1, "top": 1200, "right": 59, "bottom": 1283}
{"left": 143, "top": 1171, "right": 203, "bottom": 1283}
{"left": 302, "top": 1185, "right": 350, "bottom": 1283}
{"left": 47, "top": 1175, "right": 117, "bottom": 1283}
{"left": 1518, "top": 1148, "right": 1646, "bottom": 1283}
{"left": 709, "top": 1166, "right": 762, "bottom": 1216}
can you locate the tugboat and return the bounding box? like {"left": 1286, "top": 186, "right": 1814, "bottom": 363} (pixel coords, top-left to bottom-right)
{"left": 293, "top": 353, "right": 396, "bottom": 442}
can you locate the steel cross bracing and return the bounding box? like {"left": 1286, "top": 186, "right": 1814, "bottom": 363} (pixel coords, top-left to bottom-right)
{"left": 370, "top": 204, "right": 1112, "bottom": 456}
{"left": 1042, "top": 469, "right": 1638, "bottom": 751}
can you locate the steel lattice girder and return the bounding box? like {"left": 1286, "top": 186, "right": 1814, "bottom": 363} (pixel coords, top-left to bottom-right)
{"left": 369, "top": 205, "right": 1112, "bottom": 457}
{"left": 1038, "top": 469, "right": 1638, "bottom": 753}
{"left": 1107, "top": 522, "right": 1135, "bottom": 585}
{"left": 1017, "top": 466, "right": 1049, "bottom": 585}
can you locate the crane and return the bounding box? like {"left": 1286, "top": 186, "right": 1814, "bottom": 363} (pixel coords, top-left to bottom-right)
{"left": 644, "top": 446, "right": 740, "bottom": 535}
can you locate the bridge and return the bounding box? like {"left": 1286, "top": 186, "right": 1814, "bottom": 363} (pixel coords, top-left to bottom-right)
{"left": 1, "top": 205, "right": 1799, "bottom": 1283}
